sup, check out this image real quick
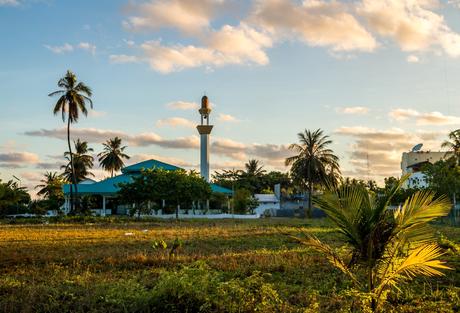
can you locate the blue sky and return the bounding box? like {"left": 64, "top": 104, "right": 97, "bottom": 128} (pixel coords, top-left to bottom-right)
{"left": 2, "top": 0, "right": 460, "bottom": 192}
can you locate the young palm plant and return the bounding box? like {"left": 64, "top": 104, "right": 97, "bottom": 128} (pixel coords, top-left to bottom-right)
{"left": 49, "top": 70, "right": 93, "bottom": 212}
{"left": 98, "top": 137, "right": 130, "bottom": 177}
{"left": 293, "top": 175, "right": 452, "bottom": 312}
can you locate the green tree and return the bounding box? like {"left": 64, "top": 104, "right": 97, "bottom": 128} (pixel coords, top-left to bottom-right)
{"left": 293, "top": 176, "right": 451, "bottom": 311}
{"left": 62, "top": 139, "right": 94, "bottom": 184}
{"left": 0, "top": 179, "right": 30, "bottom": 216}
{"left": 233, "top": 188, "right": 258, "bottom": 214}
{"left": 442, "top": 129, "right": 460, "bottom": 164}
{"left": 49, "top": 70, "right": 93, "bottom": 212}
{"left": 35, "top": 172, "right": 65, "bottom": 211}
{"left": 423, "top": 158, "right": 460, "bottom": 208}
{"left": 285, "top": 129, "right": 340, "bottom": 217}
{"left": 98, "top": 137, "right": 130, "bottom": 177}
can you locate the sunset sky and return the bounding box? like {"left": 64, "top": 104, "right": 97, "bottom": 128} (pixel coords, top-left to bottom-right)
{"left": 2, "top": 0, "right": 460, "bottom": 193}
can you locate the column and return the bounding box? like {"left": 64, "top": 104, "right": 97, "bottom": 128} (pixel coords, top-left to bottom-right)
{"left": 102, "top": 196, "right": 106, "bottom": 217}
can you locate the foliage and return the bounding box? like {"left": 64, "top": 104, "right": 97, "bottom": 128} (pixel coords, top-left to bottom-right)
{"left": 209, "top": 192, "right": 228, "bottom": 212}
{"left": 232, "top": 188, "right": 259, "bottom": 214}
{"left": 442, "top": 129, "right": 460, "bottom": 164}
{"left": 35, "top": 172, "right": 65, "bottom": 210}
{"left": 50, "top": 70, "right": 93, "bottom": 214}
{"left": 285, "top": 129, "right": 341, "bottom": 216}
{"left": 293, "top": 175, "right": 452, "bottom": 311}
{"left": 423, "top": 157, "right": 460, "bottom": 201}
{"left": 0, "top": 218, "right": 459, "bottom": 312}
{"left": 212, "top": 160, "right": 291, "bottom": 194}
{"left": 62, "top": 139, "right": 95, "bottom": 183}
{"left": 117, "top": 168, "right": 212, "bottom": 218}
{"left": 0, "top": 179, "right": 30, "bottom": 216}
{"left": 98, "top": 137, "right": 130, "bottom": 177}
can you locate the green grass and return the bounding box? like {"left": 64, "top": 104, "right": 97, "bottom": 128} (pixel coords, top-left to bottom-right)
{"left": 0, "top": 218, "right": 458, "bottom": 312}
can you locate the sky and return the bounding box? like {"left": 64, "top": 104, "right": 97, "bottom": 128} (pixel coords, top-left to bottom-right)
{"left": 2, "top": 0, "right": 460, "bottom": 194}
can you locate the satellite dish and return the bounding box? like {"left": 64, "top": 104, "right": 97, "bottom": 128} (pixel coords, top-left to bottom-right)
{"left": 411, "top": 143, "right": 423, "bottom": 152}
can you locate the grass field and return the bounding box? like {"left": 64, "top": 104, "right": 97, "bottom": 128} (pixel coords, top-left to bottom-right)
{"left": 0, "top": 218, "right": 459, "bottom": 312}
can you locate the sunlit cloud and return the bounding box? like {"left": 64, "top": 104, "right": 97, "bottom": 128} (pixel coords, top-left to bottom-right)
{"left": 336, "top": 106, "right": 369, "bottom": 115}
{"left": 156, "top": 117, "right": 195, "bottom": 128}
{"left": 389, "top": 108, "right": 460, "bottom": 125}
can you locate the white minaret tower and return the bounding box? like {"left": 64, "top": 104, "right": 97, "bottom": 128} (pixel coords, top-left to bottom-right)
{"left": 197, "top": 95, "right": 213, "bottom": 182}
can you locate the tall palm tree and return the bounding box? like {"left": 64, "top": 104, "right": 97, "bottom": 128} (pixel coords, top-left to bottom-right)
{"left": 285, "top": 129, "right": 340, "bottom": 217}
{"left": 35, "top": 172, "right": 65, "bottom": 200}
{"left": 62, "top": 139, "right": 94, "bottom": 183}
{"left": 244, "top": 159, "right": 266, "bottom": 177}
{"left": 49, "top": 70, "right": 93, "bottom": 212}
{"left": 293, "top": 176, "right": 451, "bottom": 311}
{"left": 442, "top": 129, "right": 460, "bottom": 164}
{"left": 98, "top": 137, "right": 130, "bottom": 177}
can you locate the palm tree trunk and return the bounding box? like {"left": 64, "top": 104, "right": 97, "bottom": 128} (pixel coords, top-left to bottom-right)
{"left": 307, "top": 162, "right": 312, "bottom": 218}
{"left": 67, "top": 118, "right": 78, "bottom": 214}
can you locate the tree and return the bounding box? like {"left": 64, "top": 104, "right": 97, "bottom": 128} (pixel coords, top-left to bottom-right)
{"left": 442, "top": 129, "right": 460, "bottom": 164}
{"left": 293, "top": 176, "right": 451, "bottom": 311}
{"left": 98, "top": 137, "right": 130, "bottom": 177}
{"left": 285, "top": 129, "right": 340, "bottom": 217}
{"left": 0, "top": 179, "right": 30, "bottom": 216}
{"left": 49, "top": 70, "right": 93, "bottom": 212}
{"left": 423, "top": 158, "right": 460, "bottom": 210}
{"left": 62, "top": 139, "right": 94, "bottom": 184}
{"left": 233, "top": 188, "right": 258, "bottom": 214}
{"left": 35, "top": 172, "right": 65, "bottom": 211}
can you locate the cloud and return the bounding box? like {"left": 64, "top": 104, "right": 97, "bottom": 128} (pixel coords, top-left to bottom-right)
{"left": 0, "top": 0, "right": 19, "bottom": 6}
{"left": 123, "top": 0, "right": 224, "bottom": 34}
{"left": 407, "top": 54, "right": 420, "bottom": 63}
{"left": 45, "top": 42, "right": 97, "bottom": 55}
{"left": 156, "top": 117, "right": 195, "bottom": 128}
{"left": 358, "top": 0, "right": 460, "bottom": 57}
{"left": 0, "top": 152, "right": 39, "bottom": 164}
{"left": 251, "top": 0, "right": 377, "bottom": 52}
{"left": 44, "top": 43, "right": 74, "bottom": 54}
{"left": 336, "top": 106, "right": 370, "bottom": 115}
{"left": 166, "top": 101, "right": 199, "bottom": 110}
{"left": 138, "top": 23, "right": 272, "bottom": 73}
{"left": 35, "top": 161, "right": 63, "bottom": 170}
{"left": 88, "top": 110, "right": 107, "bottom": 118}
{"left": 78, "top": 42, "right": 96, "bottom": 55}
{"left": 217, "top": 113, "right": 239, "bottom": 122}
{"left": 109, "top": 54, "right": 140, "bottom": 64}
{"left": 336, "top": 126, "right": 445, "bottom": 178}
{"left": 389, "top": 108, "right": 460, "bottom": 125}
{"left": 24, "top": 127, "right": 200, "bottom": 150}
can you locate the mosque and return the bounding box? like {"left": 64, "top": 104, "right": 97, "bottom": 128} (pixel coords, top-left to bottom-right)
{"left": 62, "top": 96, "right": 232, "bottom": 216}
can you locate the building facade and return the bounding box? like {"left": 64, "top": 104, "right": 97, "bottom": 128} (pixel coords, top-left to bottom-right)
{"left": 401, "top": 151, "right": 452, "bottom": 188}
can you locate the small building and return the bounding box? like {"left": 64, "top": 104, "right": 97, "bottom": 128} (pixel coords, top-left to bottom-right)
{"left": 401, "top": 151, "right": 452, "bottom": 188}
{"left": 62, "top": 159, "right": 232, "bottom": 216}
{"left": 254, "top": 193, "right": 280, "bottom": 216}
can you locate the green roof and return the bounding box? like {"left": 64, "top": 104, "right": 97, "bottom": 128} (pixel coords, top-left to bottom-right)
{"left": 122, "top": 159, "right": 181, "bottom": 173}
{"left": 63, "top": 159, "right": 233, "bottom": 196}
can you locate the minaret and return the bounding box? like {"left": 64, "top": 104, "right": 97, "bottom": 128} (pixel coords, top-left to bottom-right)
{"left": 197, "top": 95, "right": 213, "bottom": 182}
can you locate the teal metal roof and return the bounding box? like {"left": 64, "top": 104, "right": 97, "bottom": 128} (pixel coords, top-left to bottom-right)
{"left": 210, "top": 184, "right": 233, "bottom": 195}
{"left": 122, "top": 159, "right": 181, "bottom": 173}
{"left": 63, "top": 159, "right": 233, "bottom": 196}
{"left": 63, "top": 174, "right": 133, "bottom": 195}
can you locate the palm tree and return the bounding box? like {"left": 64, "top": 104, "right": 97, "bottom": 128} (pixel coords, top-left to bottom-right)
{"left": 35, "top": 172, "right": 65, "bottom": 200}
{"left": 98, "top": 137, "right": 130, "bottom": 177}
{"left": 244, "top": 159, "right": 266, "bottom": 177}
{"left": 442, "top": 129, "right": 460, "bottom": 164}
{"left": 62, "top": 139, "right": 94, "bottom": 183}
{"left": 293, "top": 176, "right": 451, "bottom": 312}
{"left": 49, "top": 70, "right": 93, "bottom": 212}
{"left": 285, "top": 129, "right": 340, "bottom": 217}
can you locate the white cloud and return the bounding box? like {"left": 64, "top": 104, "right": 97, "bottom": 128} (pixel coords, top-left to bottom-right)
{"left": 156, "top": 117, "right": 195, "bottom": 128}
{"left": 251, "top": 0, "right": 377, "bottom": 52}
{"left": 109, "top": 54, "right": 140, "bottom": 64}
{"left": 88, "top": 110, "right": 107, "bottom": 118}
{"left": 139, "top": 23, "right": 272, "bottom": 73}
{"left": 336, "top": 106, "right": 369, "bottom": 115}
{"left": 0, "top": 0, "right": 19, "bottom": 5}
{"left": 123, "top": 0, "right": 223, "bottom": 34}
{"left": 407, "top": 54, "right": 420, "bottom": 63}
{"left": 358, "top": 0, "right": 460, "bottom": 57}
{"left": 44, "top": 43, "right": 74, "bottom": 54}
{"left": 217, "top": 113, "right": 238, "bottom": 122}
{"left": 166, "top": 101, "right": 199, "bottom": 110}
{"left": 78, "top": 42, "right": 96, "bottom": 55}
{"left": 0, "top": 152, "right": 39, "bottom": 164}
{"left": 389, "top": 108, "right": 460, "bottom": 125}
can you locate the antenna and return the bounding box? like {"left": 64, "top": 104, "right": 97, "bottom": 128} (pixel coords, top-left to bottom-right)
{"left": 411, "top": 143, "right": 423, "bottom": 152}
